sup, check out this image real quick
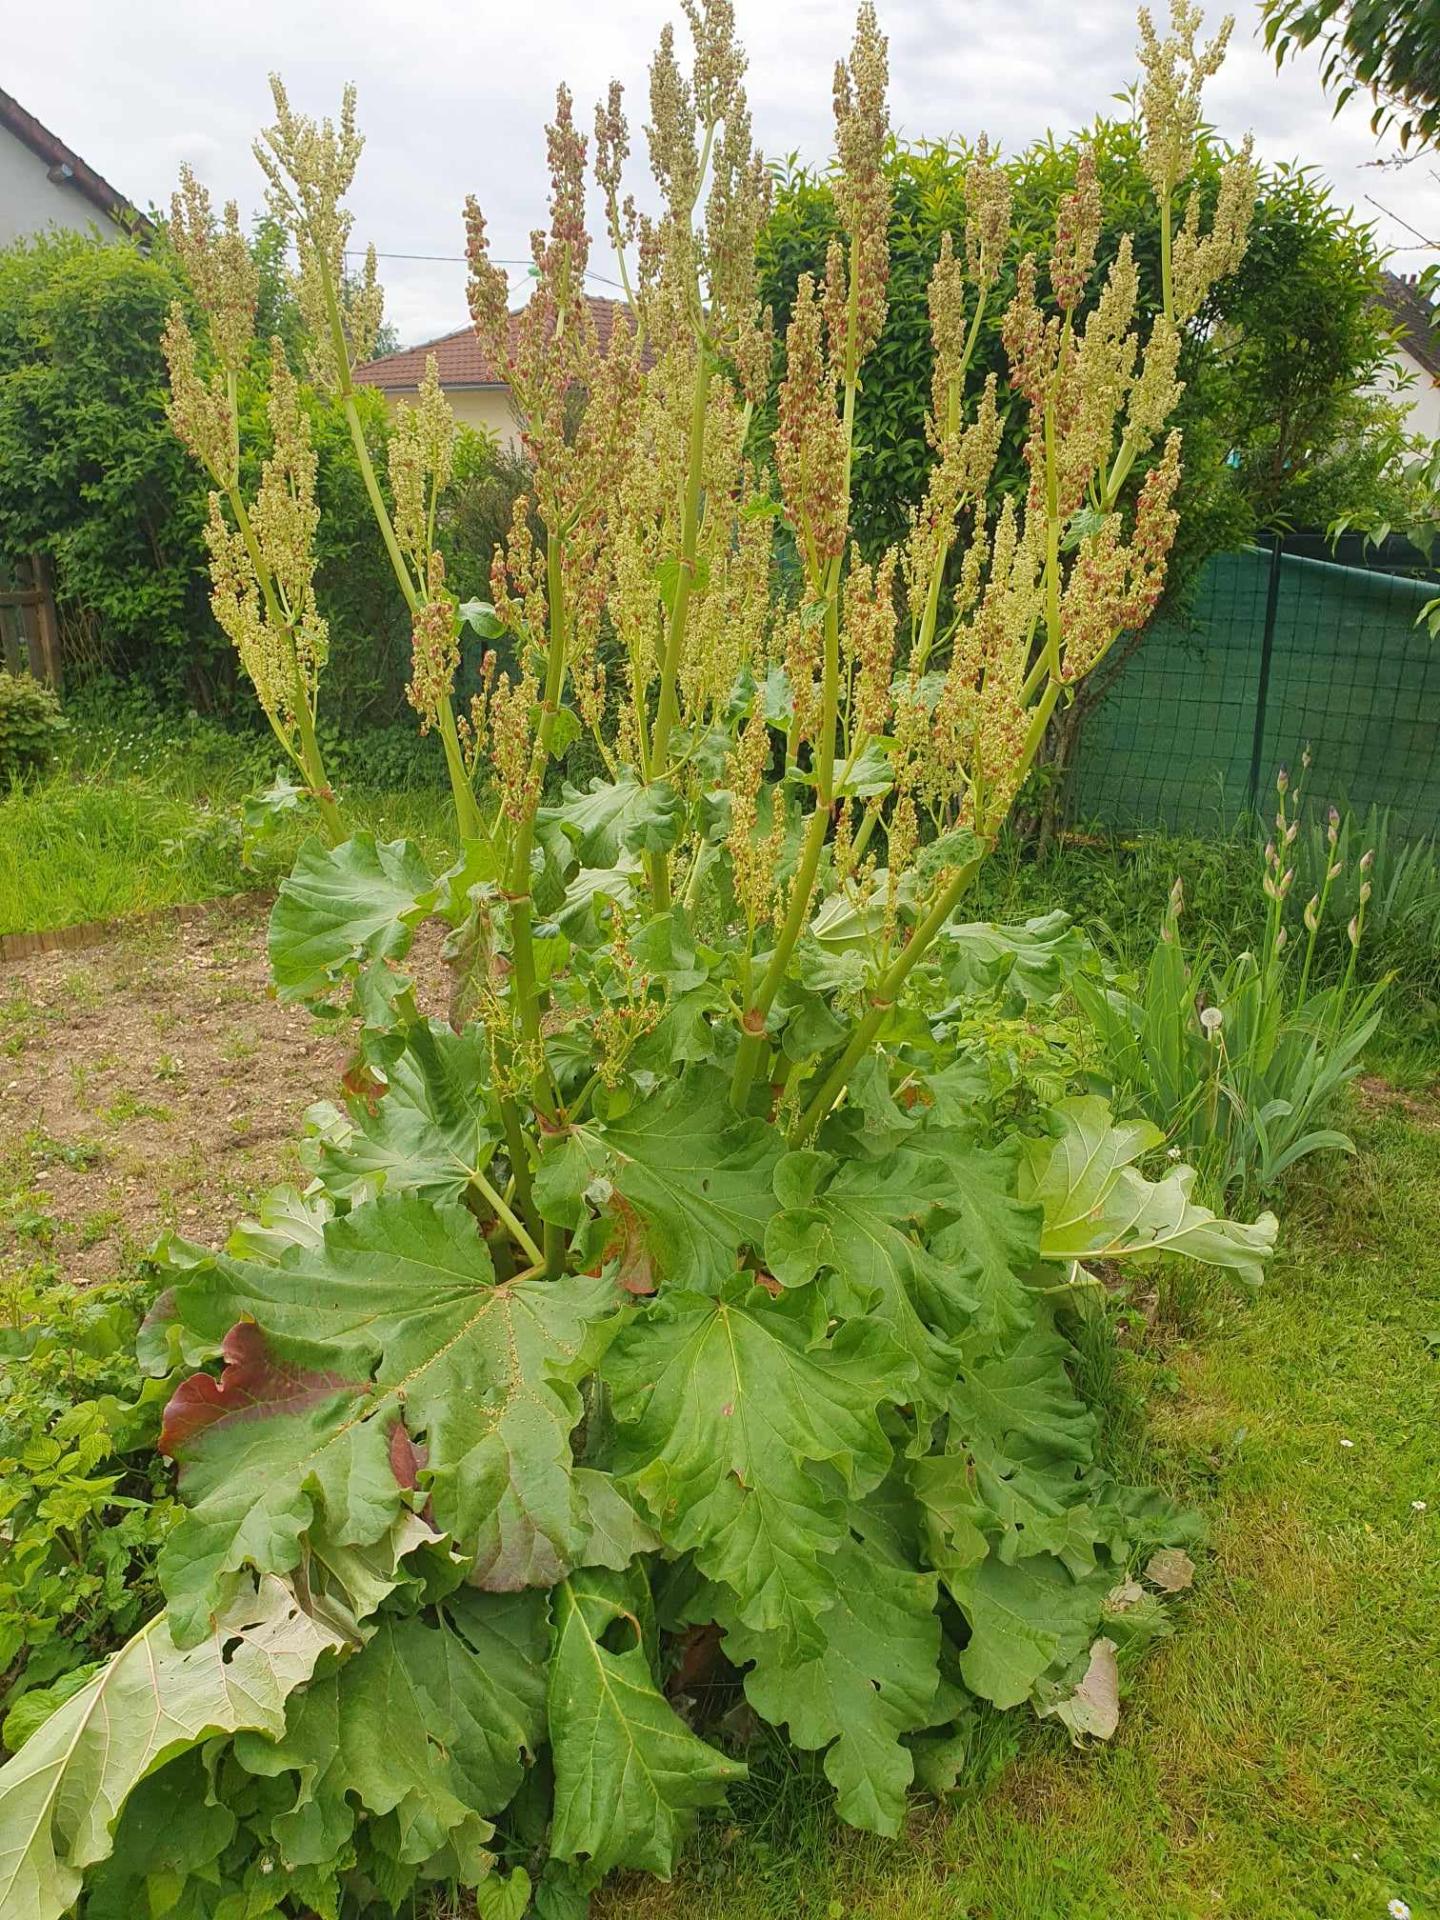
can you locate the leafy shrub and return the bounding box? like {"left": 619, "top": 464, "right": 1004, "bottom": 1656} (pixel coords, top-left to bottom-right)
{"left": 0, "top": 1268, "right": 175, "bottom": 1753}
{"left": 0, "top": 9, "right": 1279, "bottom": 1918}
{"left": 0, "top": 235, "right": 213, "bottom": 699}
{"left": 0, "top": 230, "right": 516, "bottom": 727}
{"left": 0, "top": 670, "right": 65, "bottom": 783}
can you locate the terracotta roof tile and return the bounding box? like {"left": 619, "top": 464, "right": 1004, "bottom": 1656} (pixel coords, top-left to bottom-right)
{"left": 355, "top": 293, "right": 634, "bottom": 391}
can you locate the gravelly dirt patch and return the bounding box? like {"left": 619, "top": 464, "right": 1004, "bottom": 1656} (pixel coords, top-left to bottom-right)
{"left": 0, "top": 899, "right": 368, "bottom": 1285}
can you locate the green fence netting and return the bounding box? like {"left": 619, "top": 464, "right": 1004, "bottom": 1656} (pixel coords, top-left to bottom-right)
{"left": 1070, "top": 534, "right": 1440, "bottom": 838}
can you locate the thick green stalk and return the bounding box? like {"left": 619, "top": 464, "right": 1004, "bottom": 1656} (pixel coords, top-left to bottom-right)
{"left": 505, "top": 536, "right": 571, "bottom": 1127}
{"left": 336, "top": 385, "right": 485, "bottom": 843}
{"left": 647, "top": 350, "right": 712, "bottom": 910}
{"left": 728, "top": 586, "right": 841, "bottom": 1108}
{"left": 730, "top": 234, "right": 863, "bottom": 1109}
{"left": 291, "top": 690, "right": 345, "bottom": 846}
{"left": 791, "top": 675, "right": 1063, "bottom": 1140}
{"left": 469, "top": 1163, "right": 543, "bottom": 1266}
{"left": 910, "top": 371, "right": 961, "bottom": 680}
{"left": 791, "top": 848, "right": 988, "bottom": 1142}
{"left": 317, "top": 254, "right": 484, "bottom": 843}
{"left": 1042, "top": 394, "right": 1062, "bottom": 675}
{"left": 499, "top": 1098, "right": 539, "bottom": 1234}
{"left": 435, "top": 695, "right": 486, "bottom": 842}
{"left": 1159, "top": 187, "right": 1174, "bottom": 323}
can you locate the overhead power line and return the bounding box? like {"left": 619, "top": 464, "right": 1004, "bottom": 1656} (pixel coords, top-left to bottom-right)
{"left": 343, "top": 247, "right": 626, "bottom": 290}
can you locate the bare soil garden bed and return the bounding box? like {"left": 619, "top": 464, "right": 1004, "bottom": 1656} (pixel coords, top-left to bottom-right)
{"left": 0, "top": 898, "right": 384, "bottom": 1284}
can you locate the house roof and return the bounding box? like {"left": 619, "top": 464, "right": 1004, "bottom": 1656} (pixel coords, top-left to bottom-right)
{"left": 355, "top": 294, "right": 634, "bottom": 391}
{"left": 1377, "top": 270, "right": 1440, "bottom": 383}
{"left": 0, "top": 85, "right": 152, "bottom": 237}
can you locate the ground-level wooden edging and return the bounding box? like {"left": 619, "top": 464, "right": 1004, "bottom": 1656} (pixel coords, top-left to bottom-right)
{"left": 0, "top": 890, "right": 270, "bottom": 963}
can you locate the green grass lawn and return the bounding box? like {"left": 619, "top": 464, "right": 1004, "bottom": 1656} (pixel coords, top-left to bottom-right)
{"left": 602, "top": 1099, "right": 1440, "bottom": 1920}
{"left": 0, "top": 746, "right": 454, "bottom": 935}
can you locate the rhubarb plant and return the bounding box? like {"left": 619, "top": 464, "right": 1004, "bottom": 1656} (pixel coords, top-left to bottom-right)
{"left": 0, "top": 5, "right": 1274, "bottom": 1916}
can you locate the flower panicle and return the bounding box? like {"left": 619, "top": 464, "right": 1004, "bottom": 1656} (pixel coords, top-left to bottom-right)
{"left": 168, "top": 165, "right": 258, "bottom": 372}
{"left": 832, "top": 1, "right": 891, "bottom": 371}
{"left": 1050, "top": 146, "right": 1102, "bottom": 314}
{"left": 964, "top": 136, "right": 1012, "bottom": 297}
{"left": 1136, "top": 0, "right": 1234, "bottom": 202}
{"left": 161, "top": 304, "right": 236, "bottom": 487}
{"left": 406, "top": 551, "right": 459, "bottom": 730}
{"left": 255, "top": 77, "right": 383, "bottom": 389}
{"left": 1170, "top": 134, "right": 1258, "bottom": 322}
{"left": 203, "top": 340, "right": 328, "bottom": 739}
{"left": 776, "top": 273, "right": 849, "bottom": 571}
{"left": 388, "top": 354, "right": 457, "bottom": 577}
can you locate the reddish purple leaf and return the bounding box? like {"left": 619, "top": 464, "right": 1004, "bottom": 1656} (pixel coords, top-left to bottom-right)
{"left": 389, "top": 1421, "right": 428, "bottom": 1489}
{"left": 160, "top": 1322, "right": 363, "bottom": 1456}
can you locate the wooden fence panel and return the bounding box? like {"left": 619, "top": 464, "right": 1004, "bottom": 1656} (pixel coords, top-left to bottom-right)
{"left": 0, "top": 553, "right": 61, "bottom": 686}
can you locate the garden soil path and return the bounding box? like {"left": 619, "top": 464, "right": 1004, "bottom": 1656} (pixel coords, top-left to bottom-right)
{"left": 0, "top": 898, "right": 444, "bottom": 1285}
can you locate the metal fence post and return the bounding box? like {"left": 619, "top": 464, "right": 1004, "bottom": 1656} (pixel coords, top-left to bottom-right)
{"left": 1246, "top": 530, "right": 1284, "bottom": 811}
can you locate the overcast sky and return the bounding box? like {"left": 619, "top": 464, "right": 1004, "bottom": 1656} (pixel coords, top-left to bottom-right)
{"left": 10, "top": 0, "right": 1440, "bottom": 347}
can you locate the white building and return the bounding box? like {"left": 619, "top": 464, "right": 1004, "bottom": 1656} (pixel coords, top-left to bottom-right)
{"left": 1376, "top": 270, "right": 1440, "bottom": 443}
{"left": 0, "top": 86, "right": 147, "bottom": 248}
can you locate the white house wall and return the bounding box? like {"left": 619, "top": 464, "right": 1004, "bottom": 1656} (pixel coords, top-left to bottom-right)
{"left": 378, "top": 383, "right": 523, "bottom": 453}
{"left": 1366, "top": 344, "right": 1440, "bottom": 445}
{"left": 0, "top": 126, "right": 125, "bottom": 247}
{"left": 1395, "top": 345, "right": 1440, "bottom": 442}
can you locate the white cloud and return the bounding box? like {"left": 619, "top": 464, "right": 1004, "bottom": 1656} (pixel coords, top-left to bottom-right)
{"left": 7, "top": 0, "right": 1438, "bottom": 344}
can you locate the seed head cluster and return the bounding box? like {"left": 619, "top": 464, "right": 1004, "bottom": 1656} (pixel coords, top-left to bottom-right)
{"left": 255, "top": 78, "right": 383, "bottom": 388}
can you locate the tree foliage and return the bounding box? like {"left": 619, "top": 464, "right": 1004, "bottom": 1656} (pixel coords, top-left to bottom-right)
{"left": 0, "top": 229, "right": 505, "bottom": 721}
{"left": 757, "top": 121, "right": 1407, "bottom": 574}
{"left": 1262, "top": 0, "right": 1440, "bottom": 151}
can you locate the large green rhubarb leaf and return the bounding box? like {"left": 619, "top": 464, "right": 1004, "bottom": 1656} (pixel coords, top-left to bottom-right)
{"left": 720, "top": 1537, "right": 942, "bottom": 1836}
{"left": 232, "top": 1592, "right": 546, "bottom": 1875}
{"left": 537, "top": 1070, "right": 780, "bottom": 1292}
{"left": 540, "top": 769, "right": 684, "bottom": 868}
{"left": 310, "top": 1019, "right": 498, "bottom": 1204}
{"left": 157, "top": 1320, "right": 410, "bottom": 1645}
{"left": 919, "top": 1132, "right": 1042, "bottom": 1343}
{"left": 0, "top": 1575, "right": 344, "bottom": 1920}
{"left": 548, "top": 1570, "right": 744, "bottom": 1877}
{"left": 764, "top": 1147, "right": 963, "bottom": 1407}
{"left": 1021, "top": 1096, "right": 1277, "bottom": 1283}
{"left": 601, "top": 1276, "right": 913, "bottom": 1646}
{"left": 939, "top": 911, "right": 1086, "bottom": 1008}
{"left": 944, "top": 1551, "right": 1108, "bottom": 1709}
{"left": 268, "top": 833, "right": 435, "bottom": 1001}
{"left": 916, "top": 1321, "right": 1101, "bottom": 1576}
{"left": 163, "top": 1195, "right": 618, "bottom": 1636}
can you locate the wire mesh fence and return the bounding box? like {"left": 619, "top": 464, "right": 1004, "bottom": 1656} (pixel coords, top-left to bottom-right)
{"left": 1068, "top": 532, "right": 1440, "bottom": 838}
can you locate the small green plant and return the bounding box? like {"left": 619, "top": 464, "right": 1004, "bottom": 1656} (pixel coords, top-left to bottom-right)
{"left": 0, "top": 1268, "right": 176, "bottom": 1752}
{"left": 0, "top": 671, "right": 65, "bottom": 784}
{"left": 0, "top": 6, "right": 1273, "bottom": 1917}
{"left": 1289, "top": 799, "right": 1440, "bottom": 991}
{"left": 1075, "top": 765, "right": 1388, "bottom": 1196}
